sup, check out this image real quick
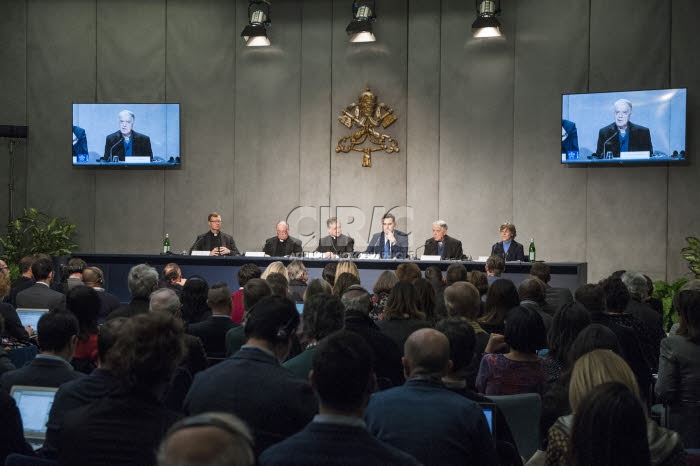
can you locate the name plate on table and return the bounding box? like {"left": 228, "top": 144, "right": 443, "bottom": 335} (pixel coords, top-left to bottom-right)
{"left": 620, "top": 151, "right": 650, "bottom": 160}
{"left": 190, "top": 250, "right": 210, "bottom": 256}
{"left": 124, "top": 156, "right": 152, "bottom": 163}
{"left": 357, "top": 253, "right": 380, "bottom": 260}
{"left": 420, "top": 255, "right": 442, "bottom": 261}
{"left": 477, "top": 256, "right": 489, "bottom": 262}
{"left": 245, "top": 252, "right": 265, "bottom": 257}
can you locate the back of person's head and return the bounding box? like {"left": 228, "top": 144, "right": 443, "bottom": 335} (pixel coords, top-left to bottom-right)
{"left": 312, "top": 331, "right": 375, "bottom": 412}
{"left": 395, "top": 263, "right": 421, "bottom": 283}
{"left": 485, "top": 255, "right": 505, "bottom": 276}
{"left": 304, "top": 279, "right": 332, "bottom": 301}
{"left": 302, "top": 294, "right": 345, "bottom": 341}
{"left": 434, "top": 318, "right": 476, "bottom": 376}
{"left": 372, "top": 270, "right": 399, "bottom": 295}
{"left": 157, "top": 412, "right": 254, "bottom": 466}
{"left": 413, "top": 278, "right": 437, "bottom": 322}
{"left": 569, "top": 382, "right": 651, "bottom": 466}
{"left": 403, "top": 328, "right": 450, "bottom": 377}
{"left": 466, "top": 270, "right": 488, "bottom": 297}
{"left": 609, "top": 270, "right": 626, "bottom": 281}
{"left": 444, "top": 282, "right": 480, "bottom": 320}
{"left": 67, "top": 257, "right": 87, "bottom": 272}
{"left": 237, "top": 263, "right": 262, "bottom": 288}
{"left": 82, "top": 266, "right": 105, "bottom": 288}
{"left": 445, "top": 263, "right": 467, "bottom": 285}
{"left": 504, "top": 305, "right": 547, "bottom": 353}
{"left": 575, "top": 283, "right": 605, "bottom": 314}
{"left": 341, "top": 286, "right": 372, "bottom": 315}
{"left": 383, "top": 281, "right": 424, "bottom": 320}
{"left": 266, "top": 273, "right": 289, "bottom": 297}
{"left": 424, "top": 266, "right": 444, "bottom": 288}
{"left": 568, "top": 349, "right": 640, "bottom": 413}
{"left": 483, "top": 278, "right": 520, "bottom": 321}
{"left": 19, "top": 255, "right": 34, "bottom": 274}
{"left": 244, "top": 296, "right": 299, "bottom": 344}
{"left": 286, "top": 260, "right": 307, "bottom": 281}
{"left": 644, "top": 275, "right": 655, "bottom": 299}
{"left": 0, "top": 272, "right": 10, "bottom": 299}
{"left": 66, "top": 285, "right": 100, "bottom": 337}
{"left": 150, "top": 287, "right": 182, "bottom": 315}
{"left": 518, "top": 277, "right": 546, "bottom": 305}
{"left": 601, "top": 278, "right": 630, "bottom": 313}
{"left": 567, "top": 324, "right": 621, "bottom": 366}
{"left": 128, "top": 264, "right": 159, "bottom": 299}
{"left": 332, "top": 272, "right": 360, "bottom": 297}
{"left": 322, "top": 263, "right": 337, "bottom": 287}
{"left": 547, "top": 301, "right": 591, "bottom": 365}
{"left": 242, "top": 278, "right": 271, "bottom": 313}
{"left": 207, "top": 282, "right": 232, "bottom": 312}
{"left": 529, "top": 262, "right": 551, "bottom": 284}
{"left": 97, "top": 317, "right": 127, "bottom": 364}
{"left": 621, "top": 271, "right": 648, "bottom": 301}
{"left": 162, "top": 263, "right": 181, "bottom": 284}
{"left": 334, "top": 260, "right": 359, "bottom": 282}
{"left": 675, "top": 288, "right": 700, "bottom": 343}
{"left": 32, "top": 256, "right": 53, "bottom": 281}
{"left": 107, "top": 311, "right": 185, "bottom": 390}
{"left": 261, "top": 261, "right": 288, "bottom": 280}
{"left": 37, "top": 310, "right": 79, "bottom": 353}
{"left": 181, "top": 276, "right": 210, "bottom": 309}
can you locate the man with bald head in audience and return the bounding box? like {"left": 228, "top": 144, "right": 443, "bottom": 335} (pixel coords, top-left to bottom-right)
{"left": 365, "top": 328, "right": 498, "bottom": 466}
{"left": 82, "top": 266, "right": 120, "bottom": 321}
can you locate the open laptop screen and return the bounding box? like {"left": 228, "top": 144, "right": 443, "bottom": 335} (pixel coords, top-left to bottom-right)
{"left": 10, "top": 385, "right": 58, "bottom": 439}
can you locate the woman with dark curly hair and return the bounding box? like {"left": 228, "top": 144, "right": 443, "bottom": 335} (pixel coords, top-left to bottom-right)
{"left": 180, "top": 275, "right": 211, "bottom": 324}
{"left": 377, "top": 281, "right": 431, "bottom": 354}
{"left": 370, "top": 270, "right": 399, "bottom": 320}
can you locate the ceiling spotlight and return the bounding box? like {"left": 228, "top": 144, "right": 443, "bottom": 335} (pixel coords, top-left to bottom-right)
{"left": 472, "top": 0, "right": 502, "bottom": 38}
{"left": 346, "top": 1, "right": 376, "bottom": 43}
{"left": 241, "top": 0, "right": 271, "bottom": 47}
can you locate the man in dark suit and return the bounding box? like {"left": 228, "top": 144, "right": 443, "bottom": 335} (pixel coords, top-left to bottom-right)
{"left": 186, "top": 283, "right": 238, "bottom": 358}
{"left": 423, "top": 220, "right": 465, "bottom": 260}
{"left": 184, "top": 296, "right": 317, "bottom": 457}
{"left": 1, "top": 311, "right": 83, "bottom": 392}
{"left": 596, "top": 99, "right": 652, "bottom": 158}
{"left": 263, "top": 220, "right": 303, "bottom": 257}
{"left": 108, "top": 264, "right": 159, "bottom": 320}
{"left": 561, "top": 119, "right": 579, "bottom": 155}
{"left": 189, "top": 212, "right": 241, "bottom": 256}
{"left": 16, "top": 257, "right": 65, "bottom": 310}
{"left": 103, "top": 109, "right": 153, "bottom": 161}
{"left": 530, "top": 262, "right": 573, "bottom": 316}
{"left": 72, "top": 125, "right": 88, "bottom": 157}
{"left": 6, "top": 256, "right": 34, "bottom": 307}
{"left": 365, "top": 213, "right": 409, "bottom": 259}
{"left": 315, "top": 217, "right": 355, "bottom": 257}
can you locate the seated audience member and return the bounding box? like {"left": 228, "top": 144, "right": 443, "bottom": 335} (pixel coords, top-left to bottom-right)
{"left": 644, "top": 274, "right": 664, "bottom": 316}
{"left": 231, "top": 264, "right": 261, "bottom": 323}
{"left": 622, "top": 271, "right": 665, "bottom": 359}
{"left": 365, "top": 328, "right": 498, "bottom": 466}
{"left": 16, "top": 256, "right": 66, "bottom": 310}
{"left": 478, "top": 278, "right": 520, "bottom": 335}
{"left": 655, "top": 288, "right": 700, "bottom": 448}
{"left": 63, "top": 257, "right": 87, "bottom": 292}
{"left": 65, "top": 285, "right": 101, "bottom": 373}
{"left": 57, "top": 312, "right": 186, "bottom": 466}
{"left": 157, "top": 412, "right": 254, "bottom": 466}
{"left": 476, "top": 306, "right": 546, "bottom": 396}
{"left": 569, "top": 382, "right": 651, "bottom": 466}
{"left": 1, "top": 311, "right": 83, "bottom": 392}
{"left": 545, "top": 349, "right": 684, "bottom": 466}
{"left": 425, "top": 265, "right": 447, "bottom": 314}
{"left": 517, "top": 277, "right": 553, "bottom": 332}
{"left": 444, "top": 282, "right": 489, "bottom": 388}
{"left": 225, "top": 279, "right": 272, "bottom": 356}
{"left": 184, "top": 296, "right": 318, "bottom": 457}
{"left": 180, "top": 276, "right": 211, "bottom": 324}
{"left": 0, "top": 272, "right": 32, "bottom": 341}
{"left": 0, "top": 317, "right": 17, "bottom": 375}
{"left": 7, "top": 255, "right": 35, "bottom": 307}
{"left": 41, "top": 317, "right": 126, "bottom": 459}
{"left": 395, "top": 263, "right": 421, "bottom": 283}
{"left": 108, "top": 264, "right": 159, "bottom": 319}
{"left": 334, "top": 260, "right": 360, "bottom": 282}
{"left": 467, "top": 269, "right": 489, "bottom": 304}
{"left": 529, "top": 262, "right": 573, "bottom": 315}
{"left": 160, "top": 262, "right": 186, "bottom": 295}
{"left": 484, "top": 255, "right": 505, "bottom": 285}
{"left": 286, "top": 260, "right": 308, "bottom": 302}
{"left": 266, "top": 272, "right": 289, "bottom": 297}
{"left": 445, "top": 263, "right": 467, "bottom": 286}
{"left": 376, "top": 282, "right": 432, "bottom": 355}
{"left": 342, "top": 286, "right": 404, "bottom": 389}
{"left": 283, "top": 294, "right": 344, "bottom": 379}
{"left": 261, "top": 261, "right": 288, "bottom": 280}
{"left": 322, "top": 263, "right": 337, "bottom": 287}
{"left": 0, "top": 389, "right": 33, "bottom": 464}
{"left": 491, "top": 222, "right": 527, "bottom": 262}
{"left": 370, "top": 270, "right": 399, "bottom": 320}
{"left": 260, "top": 332, "right": 420, "bottom": 466}
{"left": 332, "top": 272, "right": 360, "bottom": 298}
{"left": 82, "top": 266, "right": 120, "bottom": 321}
{"left": 413, "top": 278, "right": 438, "bottom": 323}
{"left": 303, "top": 278, "right": 332, "bottom": 301}
{"left": 186, "top": 282, "right": 238, "bottom": 359}
{"left": 263, "top": 220, "right": 303, "bottom": 258}
{"left": 541, "top": 301, "right": 590, "bottom": 384}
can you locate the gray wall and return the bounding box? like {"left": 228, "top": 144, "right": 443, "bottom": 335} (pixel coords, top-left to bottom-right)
{"left": 0, "top": 0, "right": 698, "bottom": 283}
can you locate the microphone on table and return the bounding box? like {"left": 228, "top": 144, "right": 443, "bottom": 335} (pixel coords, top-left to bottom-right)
{"left": 602, "top": 130, "right": 618, "bottom": 159}
{"left": 108, "top": 137, "right": 123, "bottom": 162}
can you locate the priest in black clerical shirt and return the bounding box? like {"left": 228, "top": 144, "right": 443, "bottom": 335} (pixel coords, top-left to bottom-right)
{"left": 315, "top": 217, "right": 355, "bottom": 258}
{"left": 190, "top": 212, "right": 240, "bottom": 256}
{"left": 263, "top": 221, "right": 303, "bottom": 257}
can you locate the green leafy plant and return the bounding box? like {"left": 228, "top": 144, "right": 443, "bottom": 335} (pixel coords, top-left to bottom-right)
{"left": 0, "top": 208, "right": 78, "bottom": 278}
{"left": 681, "top": 236, "right": 700, "bottom": 278}
{"left": 653, "top": 278, "right": 688, "bottom": 331}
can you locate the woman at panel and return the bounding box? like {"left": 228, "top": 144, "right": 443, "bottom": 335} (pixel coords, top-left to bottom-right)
{"left": 491, "top": 222, "right": 527, "bottom": 262}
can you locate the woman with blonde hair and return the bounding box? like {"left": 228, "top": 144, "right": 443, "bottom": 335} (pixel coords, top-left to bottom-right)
{"left": 334, "top": 260, "right": 359, "bottom": 282}
{"left": 261, "top": 261, "right": 289, "bottom": 280}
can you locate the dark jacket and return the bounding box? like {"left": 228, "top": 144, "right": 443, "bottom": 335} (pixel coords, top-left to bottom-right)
{"left": 424, "top": 235, "right": 465, "bottom": 260}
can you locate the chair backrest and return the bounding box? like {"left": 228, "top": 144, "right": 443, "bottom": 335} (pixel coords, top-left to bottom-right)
{"left": 5, "top": 453, "right": 58, "bottom": 466}
{"left": 488, "top": 392, "right": 542, "bottom": 460}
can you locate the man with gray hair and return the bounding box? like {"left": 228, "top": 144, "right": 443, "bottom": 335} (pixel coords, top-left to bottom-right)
{"left": 423, "top": 220, "right": 465, "bottom": 260}
{"left": 103, "top": 109, "right": 153, "bottom": 162}
{"left": 263, "top": 221, "right": 303, "bottom": 257}
{"left": 287, "top": 260, "right": 308, "bottom": 302}
{"left": 108, "top": 264, "right": 159, "bottom": 319}
{"left": 596, "top": 98, "right": 652, "bottom": 158}
{"left": 622, "top": 271, "right": 664, "bottom": 356}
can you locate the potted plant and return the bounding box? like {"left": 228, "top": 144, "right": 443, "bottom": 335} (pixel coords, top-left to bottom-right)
{"left": 681, "top": 236, "right": 700, "bottom": 278}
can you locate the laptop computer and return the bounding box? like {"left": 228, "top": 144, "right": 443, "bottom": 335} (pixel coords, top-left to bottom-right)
{"left": 10, "top": 385, "right": 58, "bottom": 450}
{"left": 16, "top": 308, "right": 49, "bottom": 330}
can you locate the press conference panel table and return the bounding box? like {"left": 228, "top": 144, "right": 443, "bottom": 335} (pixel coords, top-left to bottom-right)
{"left": 73, "top": 253, "right": 587, "bottom": 304}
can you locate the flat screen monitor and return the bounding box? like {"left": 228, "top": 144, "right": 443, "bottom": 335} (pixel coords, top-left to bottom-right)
{"left": 72, "top": 103, "right": 181, "bottom": 167}
{"left": 561, "top": 88, "right": 686, "bottom": 164}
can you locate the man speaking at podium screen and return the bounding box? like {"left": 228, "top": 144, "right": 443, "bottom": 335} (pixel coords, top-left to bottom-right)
{"left": 365, "top": 213, "right": 409, "bottom": 259}
{"left": 103, "top": 109, "right": 153, "bottom": 162}
{"left": 596, "top": 99, "right": 652, "bottom": 158}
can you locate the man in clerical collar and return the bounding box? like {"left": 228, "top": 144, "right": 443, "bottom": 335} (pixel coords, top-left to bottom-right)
{"left": 315, "top": 217, "right": 355, "bottom": 258}
{"left": 263, "top": 221, "right": 303, "bottom": 257}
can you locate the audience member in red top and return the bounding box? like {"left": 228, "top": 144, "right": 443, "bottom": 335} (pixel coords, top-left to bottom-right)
{"left": 231, "top": 264, "right": 261, "bottom": 323}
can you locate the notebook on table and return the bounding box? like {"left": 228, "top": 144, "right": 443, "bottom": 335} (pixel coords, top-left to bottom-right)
{"left": 10, "top": 385, "right": 58, "bottom": 450}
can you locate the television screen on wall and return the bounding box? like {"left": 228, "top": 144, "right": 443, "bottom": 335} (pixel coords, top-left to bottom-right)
{"left": 72, "top": 103, "right": 181, "bottom": 167}
{"left": 561, "top": 88, "right": 686, "bottom": 164}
